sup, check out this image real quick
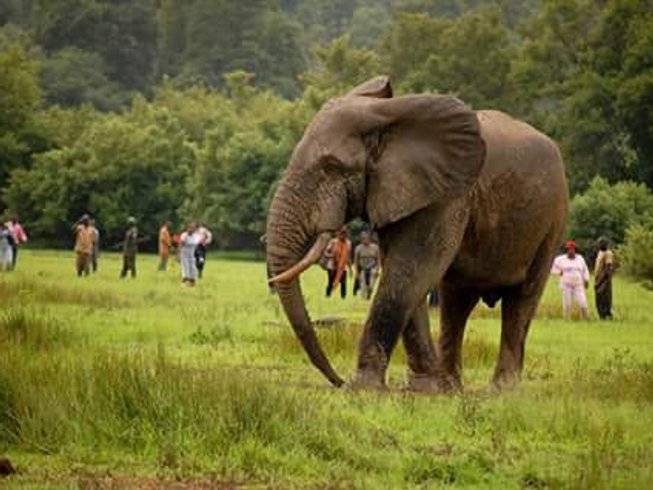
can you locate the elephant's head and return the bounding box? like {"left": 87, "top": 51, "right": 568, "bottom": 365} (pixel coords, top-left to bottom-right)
{"left": 266, "top": 76, "right": 485, "bottom": 386}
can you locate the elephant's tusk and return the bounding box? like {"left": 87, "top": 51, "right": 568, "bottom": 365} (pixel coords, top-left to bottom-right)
{"left": 268, "top": 232, "right": 332, "bottom": 284}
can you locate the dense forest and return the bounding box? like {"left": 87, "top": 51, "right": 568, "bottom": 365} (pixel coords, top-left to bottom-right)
{"left": 1, "top": 0, "right": 653, "bottom": 255}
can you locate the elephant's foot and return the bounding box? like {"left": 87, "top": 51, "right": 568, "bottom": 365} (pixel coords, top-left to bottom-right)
{"left": 491, "top": 368, "right": 521, "bottom": 391}
{"left": 407, "top": 371, "right": 462, "bottom": 394}
{"left": 348, "top": 369, "right": 387, "bottom": 391}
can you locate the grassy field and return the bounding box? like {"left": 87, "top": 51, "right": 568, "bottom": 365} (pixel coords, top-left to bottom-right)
{"left": 1, "top": 249, "right": 652, "bottom": 489}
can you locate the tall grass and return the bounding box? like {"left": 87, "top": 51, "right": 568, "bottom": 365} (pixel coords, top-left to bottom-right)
{"left": 1, "top": 251, "right": 653, "bottom": 488}
{"left": 0, "top": 345, "right": 391, "bottom": 485}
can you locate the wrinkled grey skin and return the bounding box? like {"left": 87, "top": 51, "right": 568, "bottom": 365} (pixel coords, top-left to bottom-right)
{"left": 266, "top": 77, "right": 568, "bottom": 391}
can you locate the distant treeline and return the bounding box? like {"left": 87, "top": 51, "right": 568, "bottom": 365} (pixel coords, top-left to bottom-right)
{"left": 1, "top": 0, "right": 652, "bottom": 250}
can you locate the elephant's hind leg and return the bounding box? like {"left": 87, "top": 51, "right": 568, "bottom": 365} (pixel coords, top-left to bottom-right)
{"left": 493, "top": 238, "right": 555, "bottom": 388}
{"left": 435, "top": 283, "right": 480, "bottom": 391}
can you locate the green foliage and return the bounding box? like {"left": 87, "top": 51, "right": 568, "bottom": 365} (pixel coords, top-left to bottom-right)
{"left": 390, "top": 7, "right": 516, "bottom": 109}
{"left": 300, "top": 35, "right": 382, "bottom": 107}
{"left": 1, "top": 0, "right": 653, "bottom": 247}
{"left": 41, "top": 47, "right": 126, "bottom": 110}
{"left": 514, "top": 0, "right": 653, "bottom": 192}
{"left": 4, "top": 97, "right": 193, "bottom": 244}
{"left": 569, "top": 177, "right": 653, "bottom": 250}
{"left": 621, "top": 224, "right": 653, "bottom": 287}
{"left": 0, "top": 32, "right": 44, "bottom": 196}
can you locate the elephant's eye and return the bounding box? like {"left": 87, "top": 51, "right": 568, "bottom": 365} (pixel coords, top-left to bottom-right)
{"left": 319, "top": 154, "right": 358, "bottom": 175}
{"left": 319, "top": 155, "right": 345, "bottom": 174}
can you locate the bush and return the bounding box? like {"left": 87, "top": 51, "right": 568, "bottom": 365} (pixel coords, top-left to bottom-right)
{"left": 620, "top": 224, "right": 653, "bottom": 287}
{"left": 569, "top": 177, "right": 653, "bottom": 252}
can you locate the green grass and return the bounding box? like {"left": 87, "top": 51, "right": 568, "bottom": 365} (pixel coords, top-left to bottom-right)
{"left": 1, "top": 249, "right": 652, "bottom": 488}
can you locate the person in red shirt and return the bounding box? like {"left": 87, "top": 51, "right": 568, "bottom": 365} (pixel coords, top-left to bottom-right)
{"left": 324, "top": 227, "right": 352, "bottom": 299}
{"left": 5, "top": 216, "right": 27, "bottom": 270}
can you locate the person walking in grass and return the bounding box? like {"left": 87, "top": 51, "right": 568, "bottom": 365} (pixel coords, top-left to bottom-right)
{"left": 594, "top": 237, "right": 616, "bottom": 320}
{"left": 194, "top": 223, "right": 213, "bottom": 279}
{"left": 158, "top": 220, "right": 172, "bottom": 271}
{"left": 0, "top": 222, "right": 15, "bottom": 272}
{"left": 325, "top": 227, "right": 352, "bottom": 299}
{"left": 353, "top": 231, "right": 381, "bottom": 300}
{"left": 180, "top": 222, "right": 200, "bottom": 287}
{"left": 120, "top": 217, "right": 139, "bottom": 279}
{"left": 72, "top": 215, "right": 95, "bottom": 277}
{"left": 5, "top": 216, "right": 27, "bottom": 270}
{"left": 551, "top": 240, "right": 590, "bottom": 320}
{"left": 89, "top": 219, "right": 100, "bottom": 273}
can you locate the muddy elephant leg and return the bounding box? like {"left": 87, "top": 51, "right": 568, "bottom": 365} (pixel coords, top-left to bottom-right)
{"left": 352, "top": 201, "right": 470, "bottom": 389}
{"left": 353, "top": 273, "right": 415, "bottom": 389}
{"left": 402, "top": 301, "right": 440, "bottom": 392}
{"left": 493, "top": 238, "right": 554, "bottom": 388}
{"left": 435, "top": 282, "right": 479, "bottom": 391}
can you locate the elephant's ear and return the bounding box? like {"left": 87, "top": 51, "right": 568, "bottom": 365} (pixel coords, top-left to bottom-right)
{"left": 346, "top": 76, "right": 393, "bottom": 99}
{"left": 365, "top": 94, "right": 485, "bottom": 228}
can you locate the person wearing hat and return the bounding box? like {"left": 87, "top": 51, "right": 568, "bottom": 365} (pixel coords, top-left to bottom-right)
{"left": 72, "top": 214, "right": 95, "bottom": 277}
{"left": 594, "top": 237, "right": 616, "bottom": 319}
{"left": 120, "top": 216, "right": 139, "bottom": 279}
{"left": 551, "top": 240, "right": 590, "bottom": 320}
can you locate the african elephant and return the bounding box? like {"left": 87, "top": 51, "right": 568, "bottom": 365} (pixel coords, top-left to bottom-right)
{"left": 266, "top": 77, "right": 568, "bottom": 391}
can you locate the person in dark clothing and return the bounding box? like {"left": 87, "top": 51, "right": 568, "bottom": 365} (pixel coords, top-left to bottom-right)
{"left": 594, "top": 237, "right": 616, "bottom": 319}
{"left": 194, "top": 224, "right": 212, "bottom": 279}
{"left": 120, "top": 217, "right": 139, "bottom": 279}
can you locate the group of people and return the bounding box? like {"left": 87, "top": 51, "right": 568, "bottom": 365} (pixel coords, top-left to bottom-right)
{"left": 4, "top": 212, "right": 620, "bottom": 317}
{"left": 319, "top": 228, "right": 617, "bottom": 320}
{"left": 551, "top": 238, "right": 616, "bottom": 320}
{"left": 320, "top": 228, "right": 381, "bottom": 301}
{"left": 0, "top": 217, "right": 28, "bottom": 271}
{"left": 158, "top": 221, "right": 213, "bottom": 286}
{"left": 72, "top": 215, "right": 212, "bottom": 286}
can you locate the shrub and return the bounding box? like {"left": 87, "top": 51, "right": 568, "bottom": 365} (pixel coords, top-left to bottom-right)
{"left": 620, "top": 224, "right": 653, "bottom": 287}
{"left": 569, "top": 177, "right": 653, "bottom": 251}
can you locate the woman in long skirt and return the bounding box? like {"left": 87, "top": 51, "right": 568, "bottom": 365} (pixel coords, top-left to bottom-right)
{"left": 179, "top": 223, "right": 200, "bottom": 286}
{"left": 0, "top": 223, "right": 14, "bottom": 272}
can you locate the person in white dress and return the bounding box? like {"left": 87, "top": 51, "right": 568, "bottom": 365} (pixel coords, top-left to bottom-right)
{"left": 180, "top": 223, "right": 200, "bottom": 286}
{"left": 0, "top": 222, "right": 14, "bottom": 271}
{"left": 551, "top": 240, "right": 590, "bottom": 320}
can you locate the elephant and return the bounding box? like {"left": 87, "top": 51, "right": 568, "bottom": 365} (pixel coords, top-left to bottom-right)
{"left": 266, "top": 76, "right": 568, "bottom": 391}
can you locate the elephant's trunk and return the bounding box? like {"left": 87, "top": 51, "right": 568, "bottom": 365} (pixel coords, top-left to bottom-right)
{"left": 266, "top": 182, "right": 345, "bottom": 387}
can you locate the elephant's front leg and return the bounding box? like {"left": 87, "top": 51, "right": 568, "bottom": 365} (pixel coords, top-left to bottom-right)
{"left": 353, "top": 261, "right": 421, "bottom": 389}
{"left": 352, "top": 201, "right": 469, "bottom": 389}
{"left": 402, "top": 301, "right": 441, "bottom": 392}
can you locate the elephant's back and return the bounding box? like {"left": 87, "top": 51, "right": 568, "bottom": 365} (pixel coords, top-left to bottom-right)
{"left": 477, "top": 110, "right": 563, "bottom": 174}
{"left": 450, "top": 110, "right": 568, "bottom": 288}
{"left": 475, "top": 109, "right": 567, "bottom": 205}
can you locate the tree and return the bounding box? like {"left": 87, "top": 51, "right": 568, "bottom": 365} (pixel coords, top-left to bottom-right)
{"left": 31, "top": 0, "right": 158, "bottom": 94}
{"left": 569, "top": 177, "right": 653, "bottom": 250}
{"left": 0, "top": 35, "right": 45, "bottom": 198}
{"left": 389, "top": 7, "right": 515, "bottom": 109}
{"left": 300, "top": 35, "right": 382, "bottom": 108}
{"left": 41, "top": 47, "right": 126, "bottom": 110}
{"left": 513, "top": 0, "right": 653, "bottom": 192}
{"left": 4, "top": 96, "right": 194, "bottom": 245}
